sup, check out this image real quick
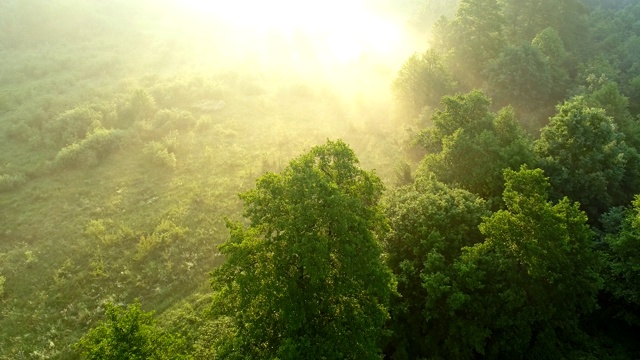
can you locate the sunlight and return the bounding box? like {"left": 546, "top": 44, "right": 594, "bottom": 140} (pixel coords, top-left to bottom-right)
{"left": 173, "top": 0, "right": 404, "bottom": 65}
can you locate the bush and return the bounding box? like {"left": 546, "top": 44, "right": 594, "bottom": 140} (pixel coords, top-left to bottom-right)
{"left": 117, "top": 88, "right": 157, "bottom": 127}
{"left": 152, "top": 109, "right": 196, "bottom": 131}
{"left": 136, "top": 219, "right": 186, "bottom": 259}
{"left": 85, "top": 219, "right": 137, "bottom": 246}
{"left": 143, "top": 141, "right": 176, "bottom": 169}
{"left": 45, "top": 105, "right": 102, "bottom": 146}
{"left": 0, "top": 173, "right": 26, "bottom": 192}
{"left": 6, "top": 122, "right": 41, "bottom": 146}
{"left": 53, "top": 128, "right": 122, "bottom": 169}
{"left": 74, "top": 300, "right": 188, "bottom": 359}
{"left": 0, "top": 275, "right": 5, "bottom": 297}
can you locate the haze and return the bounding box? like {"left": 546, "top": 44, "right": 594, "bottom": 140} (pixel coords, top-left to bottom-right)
{"left": 153, "top": 0, "right": 421, "bottom": 100}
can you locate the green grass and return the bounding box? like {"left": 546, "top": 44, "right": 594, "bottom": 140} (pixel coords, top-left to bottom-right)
{"left": 0, "top": 1, "right": 420, "bottom": 356}
{"left": 0, "top": 56, "right": 406, "bottom": 360}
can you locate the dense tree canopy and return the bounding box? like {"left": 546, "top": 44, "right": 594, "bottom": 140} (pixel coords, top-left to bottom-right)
{"left": 384, "top": 177, "right": 489, "bottom": 359}
{"left": 416, "top": 91, "right": 534, "bottom": 205}
{"left": 209, "top": 140, "right": 394, "bottom": 359}
{"left": 486, "top": 44, "right": 553, "bottom": 112}
{"left": 602, "top": 196, "right": 640, "bottom": 323}
{"left": 534, "top": 97, "right": 640, "bottom": 220}
{"left": 392, "top": 49, "right": 457, "bottom": 123}
{"left": 463, "top": 167, "right": 602, "bottom": 358}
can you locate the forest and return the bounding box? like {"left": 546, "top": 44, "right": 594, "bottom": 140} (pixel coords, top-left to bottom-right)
{"left": 0, "top": 0, "right": 638, "bottom": 359}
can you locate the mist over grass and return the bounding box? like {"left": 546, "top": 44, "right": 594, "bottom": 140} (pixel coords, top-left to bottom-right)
{"left": 0, "top": 1, "right": 458, "bottom": 357}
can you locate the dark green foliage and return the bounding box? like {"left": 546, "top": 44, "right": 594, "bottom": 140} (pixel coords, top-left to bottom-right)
{"left": 532, "top": 27, "right": 572, "bottom": 103}
{"left": 74, "top": 300, "right": 188, "bottom": 359}
{"left": 416, "top": 91, "right": 534, "bottom": 205}
{"left": 433, "top": 0, "right": 505, "bottom": 88}
{"left": 463, "top": 167, "right": 602, "bottom": 357}
{"left": 384, "top": 177, "right": 489, "bottom": 359}
{"left": 392, "top": 50, "right": 456, "bottom": 122}
{"left": 499, "top": 0, "right": 588, "bottom": 51}
{"left": 583, "top": 80, "right": 640, "bottom": 148}
{"left": 486, "top": 44, "right": 553, "bottom": 112}
{"left": 209, "top": 140, "right": 394, "bottom": 359}
{"left": 602, "top": 196, "right": 640, "bottom": 318}
{"left": 534, "top": 97, "right": 640, "bottom": 221}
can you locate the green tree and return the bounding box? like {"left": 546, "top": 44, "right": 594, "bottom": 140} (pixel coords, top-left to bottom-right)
{"left": 534, "top": 97, "right": 640, "bottom": 221}
{"left": 416, "top": 91, "right": 534, "bottom": 206}
{"left": 433, "top": 0, "right": 506, "bottom": 88}
{"left": 584, "top": 80, "right": 640, "bottom": 148}
{"left": 486, "top": 44, "right": 553, "bottom": 113}
{"left": 499, "top": 0, "right": 588, "bottom": 51}
{"left": 392, "top": 49, "right": 456, "bottom": 123}
{"left": 532, "top": 27, "right": 571, "bottom": 103}
{"left": 602, "top": 196, "right": 640, "bottom": 317}
{"left": 462, "top": 167, "right": 602, "bottom": 358}
{"left": 209, "top": 140, "right": 394, "bottom": 359}
{"left": 74, "top": 300, "right": 187, "bottom": 360}
{"left": 383, "top": 176, "right": 489, "bottom": 359}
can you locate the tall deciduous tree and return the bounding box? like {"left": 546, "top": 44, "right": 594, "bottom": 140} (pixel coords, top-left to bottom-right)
{"left": 383, "top": 176, "right": 489, "bottom": 359}
{"left": 416, "top": 91, "right": 534, "bottom": 206}
{"left": 486, "top": 44, "right": 553, "bottom": 113}
{"left": 392, "top": 49, "right": 456, "bottom": 123}
{"left": 432, "top": 0, "right": 505, "bottom": 88}
{"left": 209, "top": 140, "right": 394, "bottom": 359}
{"left": 602, "top": 196, "right": 640, "bottom": 323}
{"left": 499, "top": 0, "right": 587, "bottom": 51}
{"left": 534, "top": 97, "right": 640, "bottom": 221}
{"left": 463, "top": 167, "right": 602, "bottom": 358}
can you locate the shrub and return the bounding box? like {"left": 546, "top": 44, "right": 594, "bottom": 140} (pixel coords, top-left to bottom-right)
{"left": 45, "top": 105, "right": 102, "bottom": 146}
{"left": 136, "top": 219, "right": 186, "bottom": 259}
{"left": 53, "top": 128, "right": 123, "bottom": 169}
{"left": 85, "top": 219, "right": 136, "bottom": 246}
{"left": 152, "top": 109, "right": 196, "bottom": 131}
{"left": 6, "top": 122, "right": 41, "bottom": 146}
{"left": 143, "top": 141, "right": 176, "bottom": 169}
{"left": 0, "top": 173, "right": 26, "bottom": 192}
{"left": 117, "top": 88, "right": 157, "bottom": 127}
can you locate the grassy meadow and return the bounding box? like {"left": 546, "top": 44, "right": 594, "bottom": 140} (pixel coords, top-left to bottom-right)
{"left": 0, "top": 1, "right": 432, "bottom": 357}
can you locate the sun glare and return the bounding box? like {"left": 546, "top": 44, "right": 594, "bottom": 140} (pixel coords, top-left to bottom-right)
{"left": 173, "top": 0, "right": 405, "bottom": 66}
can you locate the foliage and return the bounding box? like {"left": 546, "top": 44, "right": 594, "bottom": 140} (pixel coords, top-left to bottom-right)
{"left": 486, "top": 44, "right": 552, "bottom": 112}
{"left": 433, "top": 0, "right": 505, "bottom": 88}
{"left": 74, "top": 300, "right": 188, "bottom": 359}
{"left": 534, "top": 97, "right": 640, "bottom": 221}
{"left": 53, "top": 128, "right": 123, "bottom": 169}
{"left": 45, "top": 106, "right": 103, "bottom": 147}
{"left": 416, "top": 91, "right": 534, "bottom": 205}
{"left": 143, "top": 141, "right": 177, "bottom": 169}
{"left": 383, "top": 177, "right": 489, "bottom": 359}
{"left": 499, "top": 0, "right": 588, "bottom": 51}
{"left": 463, "top": 166, "right": 602, "bottom": 357}
{"left": 602, "top": 196, "right": 640, "bottom": 313}
{"left": 209, "top": 140, "right": 394, "bottom": 359}
{"left": 0, "top": 172, "right": 27, "bottom": 192}
{"left": 392, "top": 49, "right": 456, "bottom": 122}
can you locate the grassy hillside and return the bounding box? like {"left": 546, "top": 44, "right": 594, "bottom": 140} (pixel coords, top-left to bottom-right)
{"left": 0, "top": 1, "right": 427, "bottom": 358}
